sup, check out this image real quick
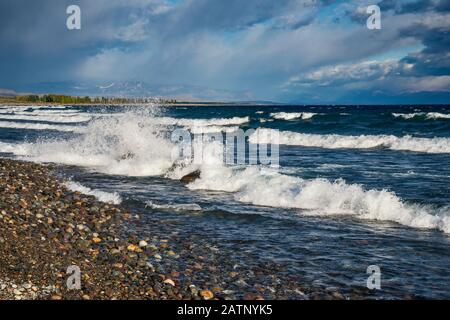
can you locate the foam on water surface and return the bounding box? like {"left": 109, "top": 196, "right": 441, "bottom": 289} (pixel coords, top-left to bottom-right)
{"left": 64, "top": 181, "right": 122, "bottom": 204}
{"left": 1, "top": 105, "right": 449, "bottom": 234}
{"left": 187, "top": 165, "right": 450, "bottom": 233}
{"left": 250, "top": 128, "right": 450, "bottom": 154}
{"left": 392, "top": 112, "right": 450, "bottom": 120}
{"left": 270, "top": 112, "right": 317, "bottom": 120}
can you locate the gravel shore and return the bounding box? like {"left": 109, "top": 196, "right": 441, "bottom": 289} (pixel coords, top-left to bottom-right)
{"left": 0, "top": 158, "right": 355, "bottom": 300}
{"left": 0, "top": 158, "right": 167, "bottom": 299}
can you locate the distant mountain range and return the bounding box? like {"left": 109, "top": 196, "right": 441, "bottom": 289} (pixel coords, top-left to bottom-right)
{"left": 0, "top": 88, "right": 17, "bottom": 97}
{"left": 7, "top": 81, "right": 275, "bottom": 103}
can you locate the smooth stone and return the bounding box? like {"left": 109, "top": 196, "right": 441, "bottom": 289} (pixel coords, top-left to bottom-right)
{"left": 163, "top": 279, "right": 176, "bottom": 287}
{"left": 139, "top": 240, "right": 148, "bottom": 248}
{"left": 200, "top": 290, "right": 214, "bottom": 300}
{"left": 180, "top": 170, "right": 201, "bottom": 184}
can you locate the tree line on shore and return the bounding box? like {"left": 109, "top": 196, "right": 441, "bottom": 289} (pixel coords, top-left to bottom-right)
{"left": 7, "top": 94, "right": 177, "bottom": 104}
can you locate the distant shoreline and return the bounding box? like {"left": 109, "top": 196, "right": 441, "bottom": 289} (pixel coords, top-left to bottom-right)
{"left": 0, "top": 100, "right": 283, "bottom": 107}
{"left": 1, "top": 98, "right": 448, "bottom": 107}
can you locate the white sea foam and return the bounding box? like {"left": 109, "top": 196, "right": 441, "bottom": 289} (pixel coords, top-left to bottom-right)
{"left": 187, "top": 165, "right": 450, "bottom": 233}
{"left": 392, "top": 112, "right": 450, "bottom": 120}
{"left": 64, "top": 181, "right": 122, "bottom": 204}
{"left": 17, "top": 110, "right": 80, "bottom": 115}
{"left": 249, "top": 128, "right": 450, "bottom": 154}
{"left": 2, "top": 108, "right": 449, "bottom": 233}
{"left": 141, "top": 116, "right": 248, "bottom": 135}
{"left": 270, "top": 112, "right": 317, "bottom": 120}
{"left": 0, "top": 106, "right": 71, "bottom": 114}
{"left": 0, "top": 108, "right": 249, "bottom": 175}
{"left": 0, "top": 113, "right": 91, "bottom": 123}
{"left": 188, "top": 125, "right": 240, "bottom": 134}
{"left": 0, "top": 108, "right": 92, "bottom": 143}
{"left": 0, "top": 104, "right": 247, "bottom": 133}
{"left": 0, "top": 120, "right": 84, "bottom": 132}
{"left": 12, "top": 110, "right": 177, "bottom": 176}
{"left": 317, "top": 163, "right": 350, "bottom": 170}
{"left": 0, "top": 141, "right": 18, "bottom": 153}
{"left": 427, "top": 112, "right": 450, "bottom": 119}
{"left": 0, "top": 105, "right": 45, "bottom": 109}
{"left": 155, "top": 116, "right": 249, "bottom": 127}
{"left": 392, "top": 113, "right": 418, "bottom": 120}
{"left": 15, "top": 110, "right": 80, "bottom": 115}
{"left": 145, "top": 201, "right": 202, "bottom": 211}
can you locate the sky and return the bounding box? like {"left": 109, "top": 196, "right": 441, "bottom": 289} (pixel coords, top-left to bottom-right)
{"left": 0, "top": 0, "right": 449, "bottom": 103}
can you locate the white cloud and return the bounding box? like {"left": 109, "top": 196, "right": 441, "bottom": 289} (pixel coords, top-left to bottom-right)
{"left": 76, "top": 49, "right": 148, "bottom": 81}
{"left": 397, "top": 76, "right": 450, "bottom": 93}
{"left": 3, "top": 0, "right": 449, "bottom": 102}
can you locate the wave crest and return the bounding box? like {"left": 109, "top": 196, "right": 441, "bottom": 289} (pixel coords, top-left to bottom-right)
{"left": 14, "top": 109, "right": 177, "bottom": 176}
{"left": 270, "top": 112, "right": 317, "bottom": 120}
{"left": 187, "top": 166, "right": 450, "bottom": 233}
{"left": 392, "top": 112, "right": 450, "bottom": 120}
{"left": 250, "top": 128, "right": 450, "bottom": 153}
{"left": 64, "top": 181, "right": 122, "bottom": 204}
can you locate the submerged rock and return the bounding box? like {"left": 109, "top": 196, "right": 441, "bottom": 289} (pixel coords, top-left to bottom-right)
{"left": 180, "top": 170, "right": 201, "bottom": 184}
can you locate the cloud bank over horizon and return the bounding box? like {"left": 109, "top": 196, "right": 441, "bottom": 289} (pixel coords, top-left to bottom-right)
{"left": 0, "top": 0, "right": 449, "bottom": 103}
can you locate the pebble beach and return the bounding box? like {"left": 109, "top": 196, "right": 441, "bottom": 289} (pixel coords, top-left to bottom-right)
{"left": 0, "top": 158, "right": 349, "bottom": 300}
{"left": 0, "top": 158, "right": 156, "bottom": 299}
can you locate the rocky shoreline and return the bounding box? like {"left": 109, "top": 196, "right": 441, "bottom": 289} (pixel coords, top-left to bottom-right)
{"left": 1, "top": 158, "right": 235, "bottom": 300}
{"left": 0, "top": 158, "right": 356, "bottom": 300}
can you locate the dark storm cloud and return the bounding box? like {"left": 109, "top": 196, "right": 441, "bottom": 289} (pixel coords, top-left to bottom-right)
{"left": 160, "top": 0, "right": 324, "bottom": 34}
{"left": 0, "top": 0, "right": 332, "bottom": 88}
{"left": 280, "top": 0, "right": 450, "bottom": 103}
{"left": 396, "top": 7, "right": 450, "bottom": 77}
{"left": 0, "top": 0, "right": 327, "bottom": 52}
{"left": 377, "top": 0, "right": 449, "bottom": 13}
{"left": 0, "top": 0, "right": 449, "bottom": 103}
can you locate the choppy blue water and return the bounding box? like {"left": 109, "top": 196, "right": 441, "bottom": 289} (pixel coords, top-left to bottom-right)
{"left": 0, "top": 104, "right": 449, "bottom": 299}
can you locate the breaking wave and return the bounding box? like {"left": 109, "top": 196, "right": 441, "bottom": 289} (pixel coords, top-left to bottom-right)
{"left": 270, "top": 112, "right": 317, "bottom": 120}
{"left": 187, "top": 166, "right": 450, "bottom": 233}
{"left": 0, "top": 120, "right": 84, "bottom": 132}
{"left": 64, "top": 181, "right": 122, "bottom": 204}
{"left": 155, "top": 116, "right": 249, "bottom": 127}
{"left": 188, "top": 125, "right": 239, "bottom": 134}
{"left": 145, "top": 200, "right": 202, "bottom": 212}
{"left": 0, "top": 108, "right": 247, "bottom": 176}
{"left": 2, "top": 107, "right": 449, "bottom": 233}
{"left": 0, "top": 113, "right": 91, "bottom": 123}
{"left": 9, "top": 110, "right": 176, "bottom": 176}
{"left": 392, "top": 112, "right": 450, "bottom": 120}
{"left": 0, "top": 141, "right": 18, "bottom": 153}
{"left": 249, "top": 128, "right": 450, "bottom": 154}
